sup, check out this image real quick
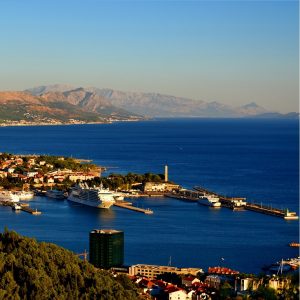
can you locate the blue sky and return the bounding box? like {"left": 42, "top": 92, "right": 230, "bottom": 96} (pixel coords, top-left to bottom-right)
{"left": 0, "top": 0, "right": 298, "bottom": 112}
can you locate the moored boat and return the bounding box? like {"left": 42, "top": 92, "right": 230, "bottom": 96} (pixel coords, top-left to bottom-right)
{"left": 17, "top": 191, "right": 34, "bottom": 200}
{"left": 289, "top": 242, "right": 300, "bottom": 248}
{"left": 113, "top": 192, "right": 125, "bottom": 201}
{"left": 198, "top": 195, "right": 221, "bottom": 207}
{"left": 12, "top": 203, "right": 22, "bottom": 210}
{"left": 68, "top": 183, "right": 115, "bottom": 209}
{"left": 0, "top": 191, "right": 20, "bottom": 203}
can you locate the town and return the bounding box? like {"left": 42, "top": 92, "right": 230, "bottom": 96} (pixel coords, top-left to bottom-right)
{"left": 0, "top": 152, "right": 102, "bottom": 190}
{"left": 87, "top": 229, "right": 300, "bottom": 299}
{"left": 0, "top": 153, "right": 299, "bottom": 299}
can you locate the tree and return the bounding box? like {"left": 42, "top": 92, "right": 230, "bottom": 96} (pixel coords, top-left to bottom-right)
{"left": 252, "top": 286, "right": 277, "bottom": 300}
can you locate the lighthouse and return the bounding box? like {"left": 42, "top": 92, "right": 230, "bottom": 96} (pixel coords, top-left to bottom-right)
{"left": 164, "top": 164, "right": 168, "bottom": 182}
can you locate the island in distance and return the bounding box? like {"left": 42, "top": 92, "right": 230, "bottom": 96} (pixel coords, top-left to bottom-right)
{"left": 0, "top": 84, "right": 298, "bottom": 126}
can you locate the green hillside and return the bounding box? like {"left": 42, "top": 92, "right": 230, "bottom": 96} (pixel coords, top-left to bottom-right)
{"left": 0, "top": 229, "right": 139, "bottom": 299}
{"left": 0, "top": 101, "right": 104, "bottom": 123}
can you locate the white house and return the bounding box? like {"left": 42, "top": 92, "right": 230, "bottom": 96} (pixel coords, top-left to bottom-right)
{"left": 169, "top": 290, "right": 187, "bottom": 300}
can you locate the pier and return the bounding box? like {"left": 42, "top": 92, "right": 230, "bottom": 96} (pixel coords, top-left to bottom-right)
{"left": 0, "top": 201, "right": 42, "bottom": 215}
{"left": 165, "top": 190, "right": 202, "bottom": 202}
{"left": 165, "top": 186, "right": 298, "bottom": 220}
{"left": 113, "top": 201, "right": 153, "bottom": 214}
{"left": 245, "top": 203, "right": 298, "bottom": 220}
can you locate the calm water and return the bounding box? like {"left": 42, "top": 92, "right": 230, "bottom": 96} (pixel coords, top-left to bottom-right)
{"left": 0, "top": 118, "right": 298, "bottom": 273}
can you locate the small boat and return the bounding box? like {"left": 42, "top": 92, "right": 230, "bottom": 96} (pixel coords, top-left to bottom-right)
{"left": 289, "top": 242, "right": 300, "bottom": 248}
{"left": 113, "top": 192, "right": 125, "bottom": 201}
{"left": 284, "top": 210, "right": 299, "bottom": 220}
{"left": 12, "top": 203, "right": 22, "bottom": 210}
{"left": 0, "top": 191, "right": 20, "bottom": 203}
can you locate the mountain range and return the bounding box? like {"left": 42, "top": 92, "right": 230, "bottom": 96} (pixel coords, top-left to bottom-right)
{"left": 26, "top": 84, "right": 272, "bottom": 118}
{"left": 0, "top": 84, "right": 297, "bottom": 125}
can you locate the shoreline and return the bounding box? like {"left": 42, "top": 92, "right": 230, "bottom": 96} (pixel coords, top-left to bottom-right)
{"left": 0, "top": 118, "right": 145, "bottom": 128}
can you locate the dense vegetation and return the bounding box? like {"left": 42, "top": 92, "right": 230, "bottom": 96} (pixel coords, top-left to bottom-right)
{"left": 0, "top": 229, "right": 139, "bottom": 299}
{"left": 86, "top": 172, "right": 166, "bottom": 190}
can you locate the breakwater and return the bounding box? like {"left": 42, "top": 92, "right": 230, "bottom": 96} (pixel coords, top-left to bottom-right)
{"left": 164, "top": 186, "right": 298, "bottom": 220}
{"left": 0, "top": 201, "right": 42, "bottom": 215}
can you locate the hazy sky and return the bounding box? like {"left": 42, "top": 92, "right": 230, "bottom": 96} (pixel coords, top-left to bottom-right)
{"left": 0, "top": 0, "right": 298, "bottom": 112}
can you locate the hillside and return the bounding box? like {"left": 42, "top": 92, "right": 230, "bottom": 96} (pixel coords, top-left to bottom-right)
{"left": 40, "top": 88, "right": 139, "bottom": 118}
{"left": 0, "top": 229, "right": 139, "bottom": 299}
{"left": 0, "top": 91, "right": 142, "bottom": 125}
{"left": 27, "top": 84, "right": 272, "bottom": 118}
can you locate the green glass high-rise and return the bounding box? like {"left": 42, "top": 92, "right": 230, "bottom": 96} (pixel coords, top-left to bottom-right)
{"left": 89, "top": 229, "right": 124, "bottom": 269}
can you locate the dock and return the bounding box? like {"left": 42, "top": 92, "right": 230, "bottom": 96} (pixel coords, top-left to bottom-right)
{"left": 166, "top": 186, "right": 298, "bottom": 220}
{"left": 165, "top": 190, "right": 202, "bottom": 202}
{"left": 114, "top": 201, "right": 153, "bottom": 214}
{"left": 245, "top": 203, "right": 298, "bottom": 220}
{"left": 0, "top": 201, "right": 42, "bottom": 215}
{"left": 20, "top": 205, "right": 42, "bottom": 215}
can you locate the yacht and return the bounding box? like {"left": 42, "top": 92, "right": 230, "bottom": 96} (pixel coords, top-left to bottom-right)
{"left": 46, "top": 189, "right": 66, "bottom": 200}
{"left": 198, "top": 195, "right": 221, "bottom": 208}
{"left": 113, "top": 192, "right": 125, "bottom": 201}
{"left": 68, "top": 183, "right": 115, "bottom": 209}
{"left": 17, "top": 191, "right": 34, "bottom": 200}
{"left": 12, "top": 203, "right": 22, "bottom": 210}
{"left": 0, "top": 191, "right": 20, "bottom": 203}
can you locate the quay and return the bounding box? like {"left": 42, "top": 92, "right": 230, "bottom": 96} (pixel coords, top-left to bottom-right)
{"left": 0, "top": 201, "right": 42, "bottom": 215}
{"left": 245, "top": 203, "right": 298, "bottom": 220}
{"left": 113, "top": 201, "right": 153, "bottom": 214}
{"left": 165, "top": 186, "right": 298, "bottom": 220}
{"left": 165, "top": 190, "right": 201, "bottom": 202}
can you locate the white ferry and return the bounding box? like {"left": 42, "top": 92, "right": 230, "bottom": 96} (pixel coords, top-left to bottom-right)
{"left": 67, "top": 183, "right": 115, "bottom": 209}
{"left": 0, "top": 191, "right": 20, "bottom": 203}
{"left": 198, "top": 195, "right": 221, "bottom": 208}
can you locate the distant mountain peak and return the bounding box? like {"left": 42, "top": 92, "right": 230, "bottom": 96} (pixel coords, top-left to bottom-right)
{"left": 241, "top": 102, "right": 260, "bottom": 108}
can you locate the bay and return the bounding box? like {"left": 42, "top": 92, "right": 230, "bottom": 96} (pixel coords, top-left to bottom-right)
{"left": 0, "top": 118, "right": 298, "bottom": 273}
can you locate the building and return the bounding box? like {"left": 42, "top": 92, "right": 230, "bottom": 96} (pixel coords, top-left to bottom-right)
{"left": 205, "top": 275, "right": 223, "bottom": 290}
{"left": 143, "top": 182, "right": 180, "bottom": 193}
{"left": 129, "top": 264, "right": 203, "bottom": 279}
{"left": 240, "top": 277, "right": 262, "bottom": 292}
{"left": 168, "top": 290, "right": 187, "bottom": 300}
{"left": 268, "top": 277, "right": 291, "bottom": 291}
{"left": 89, "top": 229, "right": 124, "bottom": 269}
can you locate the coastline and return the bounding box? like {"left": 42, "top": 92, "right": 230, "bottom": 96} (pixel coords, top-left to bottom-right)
{"left": 0, "top": 118, "right": 144, "bottom": 128}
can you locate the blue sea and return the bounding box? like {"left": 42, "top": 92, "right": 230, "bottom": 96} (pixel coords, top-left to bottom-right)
{"left": 0, "top": 118, "right": 298, "bottom": 273}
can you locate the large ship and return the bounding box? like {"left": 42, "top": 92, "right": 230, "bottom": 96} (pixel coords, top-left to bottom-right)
{"left": 198, "top": 195, "right": 221, "bottom": 207}
{"left": 0, "top": 191, "right": 20, "bottom": 203}
{"left": 67, "top": 183, "right": 115, "bottom": 209}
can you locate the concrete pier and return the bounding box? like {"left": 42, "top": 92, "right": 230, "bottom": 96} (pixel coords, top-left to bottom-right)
{"left": 0, "top": 201, "right": 42, "bottom": 215}
{"left": 114, "top": 202, "right": 153, "bottom": 214}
